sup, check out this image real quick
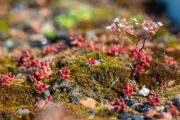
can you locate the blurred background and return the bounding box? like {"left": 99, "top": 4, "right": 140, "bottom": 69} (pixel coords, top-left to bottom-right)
{"left": 0, "top": 0, "right": 179, "bottom": 50}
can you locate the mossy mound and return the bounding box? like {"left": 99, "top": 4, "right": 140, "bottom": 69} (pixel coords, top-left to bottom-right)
{"left": 50, "top": 48, "right": 131, "bottom": 102}
{"left": 0, "top": 84, "right": 35, "bottom": 106}
{"left": 49, "top": 48, "right": 180, "bottom": 103}
{"left": 137, "top": 60, "right": 180, "bottom": 89}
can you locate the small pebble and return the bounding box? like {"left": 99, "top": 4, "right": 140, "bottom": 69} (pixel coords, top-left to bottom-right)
{"left": 135, "top": 103, "right": 154, "bottom": 113}
{"left": 131, "top": 115, "right": 144, "bottom": 120}
{"left": 43, "top": 90, "right": 50, "bottom": 96}
{"left": 168, "top": 80, "right": 175, "bottom": 87}
{"left": 156, "top": 106, "right": 165, "bottom": 112}
{"left": 144, "top": 109, "right": 157, "bottom": 118}
{"left": 123, "top": 94, "right": 128, "bottom": 100}
{"left": 173, "top": 94, "right": 180, "bottom": 110}
{"left": 71, "top": 97, "right": 80, "bottom": 104}
{"left": 34, "top": 100, "right": 46, "bottom": 109}
{"left": 125, "top": 99, "right": 138, "bottom": 107}
{"left": 17, "top": 108, "right": 30, "bottom": 117}
{"left": 78, "top": 98, "right": 96, "bottom": 109}
{"left": 117, "top": 113, "right": 131, "bottom": 119}
{"left": 154, "top": 112, "right": 172, "bottom": 120}
{"left": 138, "top": 87, "right": 150, "bottom": 97}
{"left": 89, "top": 110, "right": 95, "bottom": 118}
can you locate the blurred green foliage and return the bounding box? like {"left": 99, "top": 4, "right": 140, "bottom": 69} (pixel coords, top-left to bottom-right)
{"left": 45, "top": 30, "right": 57, "bottom": 40}
{"left": 0, "top": 19, "right": 9, "bottom": 32}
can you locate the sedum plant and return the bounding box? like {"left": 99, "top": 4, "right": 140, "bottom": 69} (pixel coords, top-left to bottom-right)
{"left": 106, "top": 17, "right": 163, "bottom": 75}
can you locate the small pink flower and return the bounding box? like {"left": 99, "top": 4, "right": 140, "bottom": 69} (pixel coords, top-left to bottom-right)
{"left": 48, "top": 95, "right": 52, "bottom": 101}
{"left": 128, "top": 47, "right": 152, "bottom": 73}
{"left": 111, "top": 98, "right": 126, "bottom": 112}
{"left": 0, "top": 72, "right": 15, "bottom": 87}
{"left": 88, "top": 58, "right": 96, "bottom": 65}
{"left": 31, "top": 60, "right": 40, "bottom": 67}
{"left": 164, "top": 55, "right": 178, "bottom": 67}
{"left": 35, "top": 60, "right": 53, "bottom": 80}
{"left": 35, "top": 81, "right": 47, "bottom": 94}
{"left": 70, "top": 34, "right": 84, "bottom": 47}
{"left": 108, "top": 44, "right": 125, "bottom": 56}
{"left": 60, "top": 67, "right": 70, "bottom": 80}
{"left": 16, "top": 51, "right": 36, "bottom": 70}
{"left": 123, "top": 85, "right": 133, "bottom": 96}
{"left": 170, "top": 104, "right": 179, "bottom": 115}
{"left": 42, "top": 45, "right": 55, "bottom": 56}
{"left": 148, "top": 92, "right": 160, "bottom": 106}
{"left": 161, "top": 82, "right": 167, "bottom": 89}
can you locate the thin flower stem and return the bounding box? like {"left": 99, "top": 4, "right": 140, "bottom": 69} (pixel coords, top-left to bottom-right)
{"left": 133, "top": 38, "right": 146, "bottom": 76}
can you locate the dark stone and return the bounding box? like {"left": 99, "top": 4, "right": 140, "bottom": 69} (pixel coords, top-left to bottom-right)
{"left": 144, "top": 117, "right": 155, "bottom": 120}
{"left": 125, "top": 99, "right": 138, "bottom": 107}
{"left": 29, "top": 40, "right": 46, "bottom": 48}
{"left": 131, "top": 115, "right": 144, "bottom": 120}
{"left": 117, "top": 113, "right": 131, "bottom": 119}
{"left": 89, "top": 110, "right": 95, "bottom": 117}
{"left": 135, "top": 103, "right": 154, "bottom": 113}
{"left": 123, "top": 94, "right": 128, "bottom": 100}
{"left": 70, "top": 97, "right": 80, "bottom": 104}
{"left": 164, "top": 108, "right": 171, "bottom": 112}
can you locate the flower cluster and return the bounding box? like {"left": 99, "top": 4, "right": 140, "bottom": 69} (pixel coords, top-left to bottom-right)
{"left": 70, "top": 34, "right": 106, "bottom": 51}
{"left": 111, "top": 98, "right": 126, "bottom": 112}
{"left": 108, "top": 44, "right": 125, "bottom": 56}
{"left": 0, "top": 72, "right": 15, "bottom": 87}
{"left": 164, "top": 55, "right": 178, "bottom": 67}
{"left": 42, "top": 41, "right": 67, "bottom": 56}
{"left": 107, "top": 17, "right": 162, "bottom": 74}
{"left": 129, "top": 47, "right": 152, "bottom": 73}
{"left": 42, "top": 45, "right": 55, "bottom": 56}
{"left": 34, "top": 60, "right": 53, "bottom": 80}
{"left": 141, "top": 20, "right": 163, "bottom": 36}
{"left": 123, "top": 85, "right": 133, "bottom": 96}
{"left": 16, "top": 51, "right": 36, "bottom": 70}
{"left": 29, "top": 60, "right": 53, "bottom": 94}
{"left": 60, "top": 67, "right": 70, "bottom": 80}
{"left": 31, "top": 60, "right": 41, "bottom": 68}
{"left": 170, "top": 104, "right": 179, "bottom": 115}
{"left": 128, "top": 47, "right": 139, "bottom": 59}
{"left": 147, "top": 92, "right": 160, "bottom": 106}
{"left": 88, "top": 58, "right": 96, "bottom": 65}
{"left": 35, "top": 81, "right": 49, "bottom": 94}
{"left": 106, "top": 17, "right": 163, "bottom": 38}
{"left": 70, "top": 34, "right": 84, "bottom": 47}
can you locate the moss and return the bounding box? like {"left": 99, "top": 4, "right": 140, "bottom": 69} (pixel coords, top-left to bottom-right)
{"left": 21, "top": 115, "right": 31, "bottom": 120}
{"left": 0, "top": 107, "right": 19, "bottom": 120}
{"left": 61, "top": 103, "right": 89, "bottom": 119}
{"left": 167, "top": 50, "right": 180, "bottom": 62}
{"left": 51, "top": 49, "right": 131, "bottom": 102}
{"left": 95, "top": 106, "right": 114, "bottom": 118}
{"left": 0, "top": 84, "right": 35, "bottom": 107}
{"left": 158, "top": 85, "right": 180, "bottom": 103}
{"left": 0, "top": 57, "right": 18, "bottom": 74}
{"left": 50, "top": 48, "right": 180, "bottom": 106}
{"left": 53, "top": 92, "right": 70, "bottom": 103}
{"left": 137, "top": 60, "right": 180, "bottom": 89}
